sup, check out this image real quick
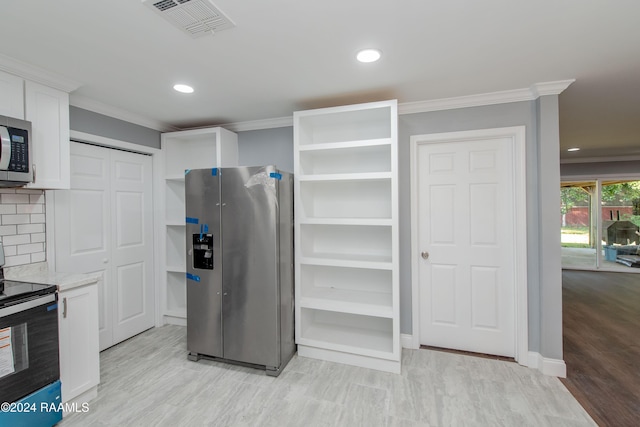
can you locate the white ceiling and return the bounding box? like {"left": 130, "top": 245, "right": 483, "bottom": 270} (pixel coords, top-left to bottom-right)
{"left": 1, "top": 0, "right": 639, "bottom": 159}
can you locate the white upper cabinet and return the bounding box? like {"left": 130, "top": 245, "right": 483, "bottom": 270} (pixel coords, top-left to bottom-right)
{"left": 0, "top": 70, "right": 24, "bottom": 119}
{"left": 25, "top": 80, "right": 71, "bottom": 189}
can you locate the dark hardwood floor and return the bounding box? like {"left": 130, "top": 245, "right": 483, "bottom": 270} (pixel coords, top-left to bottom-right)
{"left": 561, "top": 270, "right": 640, "bottom": 427}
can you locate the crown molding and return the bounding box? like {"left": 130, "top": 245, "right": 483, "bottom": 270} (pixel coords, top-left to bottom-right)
{"left": 218, "top": 79, "right": 576, "bottom": 131}
{"left": 67, "top": 79, "right": 576, "bottom": 133}
{"left": 0, "top": 53, "right": 82, "bottom": 93}
{"left": 398, "top": 79, "right": 576, "bottom": 115}
{"left": 220, "top": 116, "right": 293, "bottom": 132}
{"left": 70, "top": 94, "right": 177, "bottom": 132}
{"left": 530, "top": 79, "right": 576, "bottom": 97}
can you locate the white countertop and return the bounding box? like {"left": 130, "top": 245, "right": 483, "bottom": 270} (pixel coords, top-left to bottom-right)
{"left": 4, "top": 262, "right": 99, "bottom": 292}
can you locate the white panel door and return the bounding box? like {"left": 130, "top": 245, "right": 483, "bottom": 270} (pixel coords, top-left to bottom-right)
{"left": 109, "top": 149, "right": 154, "bottom": 343}
{"left": 55, "top": 142, "right": 154, "bottom": 350}
{"left": 417, "top": 136, "right": 516, "bottom": 357}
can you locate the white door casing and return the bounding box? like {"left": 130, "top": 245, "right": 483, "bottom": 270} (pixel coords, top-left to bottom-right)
{"left": 54, "top": 142, "right": 154, "bottom": 350}
{"left": 410, "top": 127, "right": 528, "bottom": 364}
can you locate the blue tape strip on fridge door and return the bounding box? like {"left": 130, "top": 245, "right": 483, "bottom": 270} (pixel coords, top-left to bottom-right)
{"left": 186, "top": 217, "right": 199, "bottom": 224}
{"left": 212, "top": 168, "right": 218, "bottom": 176}
{"left": 269, "top": 172, "right": 282, "bottom": 180}
{"left": 199, "top": 223, "right": 209, "bottom": 240}
{"left": 185, "top": 169, "right": 191, "bottom": 175}
{"left": 186, "top": 273, "right": 201, "bottom": 282}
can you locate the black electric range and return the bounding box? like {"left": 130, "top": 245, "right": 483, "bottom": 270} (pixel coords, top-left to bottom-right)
{"left": 0, "top": 279, "right": 57, "bottom": 309}
{"left": 0, "top": 277, "right": 59, "bottom": 406}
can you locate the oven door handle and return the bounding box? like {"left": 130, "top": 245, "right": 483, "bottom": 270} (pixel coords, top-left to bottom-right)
{"left": 0, "top": 294, "right": 56, "bottom": 317}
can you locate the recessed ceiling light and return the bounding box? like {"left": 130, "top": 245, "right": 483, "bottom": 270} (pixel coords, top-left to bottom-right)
{"left": 173, "top": 84, "right": 194, "bottom": 94}
{"left": 567, "top": 147, "right": 580, "bottom": 152}
{"left": 356, "top": 49, "right": 382, "bottom": 63}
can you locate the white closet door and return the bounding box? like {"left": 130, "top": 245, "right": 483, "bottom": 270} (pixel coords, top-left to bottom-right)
{"left": 55, "top": 142, "right": 154, "bottom": 350}
{"left": 109, "top": 149, "right": 154, "bottom": 343}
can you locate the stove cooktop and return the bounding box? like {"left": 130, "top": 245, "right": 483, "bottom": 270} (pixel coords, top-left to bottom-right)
{"left": 0, "top": 280, "right": 57, "bottom": 308}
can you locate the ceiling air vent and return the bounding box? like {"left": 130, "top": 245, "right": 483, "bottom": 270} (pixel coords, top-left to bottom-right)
{"left": 143, "top": 0, "right": 235, "bottom": 38}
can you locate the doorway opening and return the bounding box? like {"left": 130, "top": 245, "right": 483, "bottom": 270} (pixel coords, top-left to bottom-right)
{"left": 561, "top": 179, "right": 640, "bottom": 272}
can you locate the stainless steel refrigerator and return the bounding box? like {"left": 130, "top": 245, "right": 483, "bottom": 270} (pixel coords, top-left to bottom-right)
{"left": 185, "top": 166, "right": 295, "bottom": 376}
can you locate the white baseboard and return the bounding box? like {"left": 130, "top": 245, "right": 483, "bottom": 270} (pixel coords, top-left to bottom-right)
{"left": 164, "top": 315, "right": 187, "bottom": 327}
{"left": 297, "top": 345, "right": 401, "bottom": 374}
{"left": 528, "top": 352, "right": 567, "bottom": 377}
{"left": 62, "top": 385, "right": 97, "bottom": 416}
{"left": 401, "top": 334, "right": 419, "bottom": 349}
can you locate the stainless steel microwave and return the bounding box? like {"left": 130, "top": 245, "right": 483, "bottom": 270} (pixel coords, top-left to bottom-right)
{"left": 0, "top": 114, "right": 33, "bottom": 187}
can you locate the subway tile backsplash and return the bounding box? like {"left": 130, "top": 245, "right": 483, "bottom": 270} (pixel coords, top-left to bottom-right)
{"left": 0, "top": 188, "right": 46, "bottom": 267}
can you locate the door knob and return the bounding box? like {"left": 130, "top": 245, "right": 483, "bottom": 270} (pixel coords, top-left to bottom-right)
{"left": 103, "top": 258, "right": 109, "bottom": 264}
{"left": 421, "top": 251, "right": 429, "bottom": 260}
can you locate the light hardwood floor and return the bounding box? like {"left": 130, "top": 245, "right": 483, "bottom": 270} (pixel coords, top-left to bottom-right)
{"left": 60, "top": 325, "right": 595, "bottom": 426}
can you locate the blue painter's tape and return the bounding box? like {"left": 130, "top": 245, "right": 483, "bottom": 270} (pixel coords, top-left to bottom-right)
{"left": 269, "top": 172, "right": 282, "bottom": 180}
{"left": 186, "top": 273, "right": 201, "bottom": 282}
{"left": 47, "top": 303, "right": 58, "bottom": 312}
{"left": 203, "top": 224, "right": 209, "bottom": 233}
{"left": 212, "top": 168, "right": 218, "bottom": 176}
{"left": 186, "top": 217, "right": 199, "bottom": 224}
{"left": 185, "top": 169, "right": 191, "bottom": 175}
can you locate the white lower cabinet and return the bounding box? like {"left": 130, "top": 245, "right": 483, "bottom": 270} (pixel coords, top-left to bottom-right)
{"left": 58, "top": 280, "right": 100, "bottom": 405}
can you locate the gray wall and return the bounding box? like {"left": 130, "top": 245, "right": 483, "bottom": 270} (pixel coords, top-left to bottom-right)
{"left": 536, "top": 96, "right": 563, "bottom": 360}
{"left": 237, "top": 127, "right": 294, "bottom": 173}
{"left": 69, "top": 106, "right": 161, "bottom": 148}
{"left": 231, "top": 99, "right": 564, "bottom": 359}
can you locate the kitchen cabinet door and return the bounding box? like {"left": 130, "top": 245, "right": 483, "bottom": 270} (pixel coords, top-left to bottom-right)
{"left": 58, "top": 281, "right": 100, "bottom": 404}
{"left": 25, "top": 80, "right": 70, "bottom": 189}
{"left": 0, "top": 70, "right": 24, "bottom": 119}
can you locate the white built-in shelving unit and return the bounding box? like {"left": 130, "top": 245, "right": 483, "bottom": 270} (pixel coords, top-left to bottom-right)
{"left": 293, "top": 100, "right": 400, "bottom": 373}
{"left": 159, "top": 127, "right": 238, "bottom": 324}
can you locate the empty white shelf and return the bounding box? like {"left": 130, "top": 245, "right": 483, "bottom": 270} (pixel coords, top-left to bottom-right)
{"left": 297, "top": 217, "right": 393, "bottom": 226}
{"left": 300, "top": 288, "right": 392, "bottom": 318}
{"left": 299, "top": 256, "right": 392, "bottom": 270}
{"left": 297, "top": 138, "right": 392, "bottom": 152}
{"left": 298, "top": 172, "right": 391, "bottom": 182}
{"left": 299, "top": 308, "right": 394, "bottom": 358}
